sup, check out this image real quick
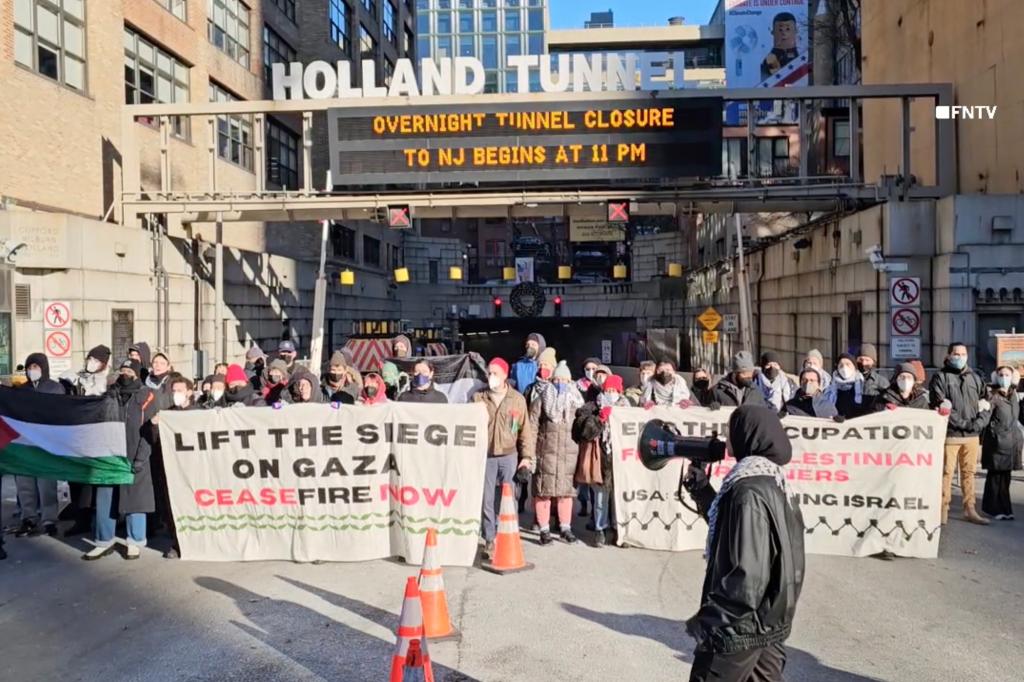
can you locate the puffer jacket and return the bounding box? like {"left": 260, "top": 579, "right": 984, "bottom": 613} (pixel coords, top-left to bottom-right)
{"left": 472, "top": 387, "right": 535, "bottom": 465}
{"left": 691, "top": 475, "right": 805, "bottom": 654}
{"left": 529, "top": 382, "right": 583, "bottom": 498}
{"left": 929, "top": 364, "right": 990, "bottom": 437}
{"left": 981, "top": 389, "right": 1023, "bottom": 472}
{"left": 875, "top": 385, "right": 930, "bottom": 411}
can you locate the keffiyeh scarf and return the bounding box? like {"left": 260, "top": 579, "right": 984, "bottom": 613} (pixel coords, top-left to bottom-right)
{"left": 705, "top": 455, "right": 788, "bottom": 559}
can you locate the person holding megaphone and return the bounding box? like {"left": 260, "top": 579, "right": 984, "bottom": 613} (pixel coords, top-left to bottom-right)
{"left": 680, "top": 405, "right": 806, "bottom": 682}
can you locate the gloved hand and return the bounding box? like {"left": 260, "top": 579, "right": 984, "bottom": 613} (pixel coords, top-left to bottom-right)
{"left": 514, "top": 466, "right": 531, "bottom": 486}
{"left": 599, "top": 406, "right": 612, "bottom": 423}
{"left": 978, "top": 399, "right": 991, "bottom": 413}
{"left": 681, "top": 463, "right": 710, "bottom": 493}
{"left": 885, "top": 403, "right": 899, "bottom": 411}
{"left": 707, "top": 401, "right": 721, "bottom": 412}
{"left": 833, "top": 415, "right": 846, "bottom": 423}
{"left": 938, "top": 399, "right": 952, "bottom": 417}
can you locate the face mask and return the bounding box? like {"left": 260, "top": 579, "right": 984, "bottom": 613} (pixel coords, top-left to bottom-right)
{"left": 117, "top": 374, "right": 136, "bottom": 386}
{"left": 539, "top": 367, "right": 552, "bottom": 380}
{"left": 488, "top": 376, "right": 504, "bottom": 391}
{"left": 735, "top": 375, "right": 753, "bottom": 388}
{"left": 329, "top": 369, "right": 344, "bottom": 380}
{"left": 364, "top": 385, "right": 379, "bottom": 398}
{"left": 997, "top": 375, "right": 1013, "bottom": 389}
{"left": 656, "top": 372, "right": 671, "bottom": 385}
{"left": 764, "top": 367, "right": 780, "bottom": 381}
{"left": 86, "top": 358, "right": 102, "bottom": 373}
{"left": 897, "top": 377, "right": 915, "bottom": 393}
{"left": 949, "top": 356, "right": 967, "bottom": 370}
{"left": 640, "top": 373, "right": 653, "bottom": 384}
{"left": 270, "top": 374, "right": 283, "bottom": 384}
{"left": 605, "top": 391, "right": 620, "bottom": 403}
{"left": 211, "top": 389, "right": 224, "bottom": 402}
{"left": 555, "top": 382, "right": 568, "bottom": 395}
{"left": 525, "top": 347, "right": 538, "bottom": 359}
{"left": 595, "top": 375, "right": 606, "bottom": 387}
{"left": 801, "top": 382, "right": 816, "bottom": 395}
{"left": 172, "top": 392, "right": 188, "bottom": 408}
{"left": 413, "top": 374, "right": 431, "bottom": 388}
{"left": 838, "top": 366, "right": 855, "bottom": 381}
{"left": 27, "top": 369, "right": 41, "bottom": 382}
{"left": 585, "top": 369, "right": 595, "bottom": 381}
{"left": 694, "top": 379, "right": 709, "bottom": 390}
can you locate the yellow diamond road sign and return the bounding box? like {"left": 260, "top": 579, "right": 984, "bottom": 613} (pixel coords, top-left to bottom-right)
{"left": 698, "top": 307, "right": 722, "bottom": 331}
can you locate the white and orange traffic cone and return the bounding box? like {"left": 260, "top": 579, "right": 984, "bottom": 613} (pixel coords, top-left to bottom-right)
{"left": 418, "top": 528, "right": 460, "bottom": 642}
{"left": 481, "top": 483, "right": 534, "bottom": 575}
{"left": 390, "top": 577, "right": 435, "bottom": 682}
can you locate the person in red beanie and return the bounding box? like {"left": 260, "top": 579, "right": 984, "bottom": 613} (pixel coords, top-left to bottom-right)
{"left": 472, "top": 357, "right": 535, "bottom": 559}
{"left": 223, "top": 363, "right": 265, "bottom": 407}
{"left": 573, "top": 373, "right": 630, "bottom": 546}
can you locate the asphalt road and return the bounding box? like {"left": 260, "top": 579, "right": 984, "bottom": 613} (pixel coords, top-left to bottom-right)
{"left": 2, "top": 477, "right": 1023, "bottom": 682}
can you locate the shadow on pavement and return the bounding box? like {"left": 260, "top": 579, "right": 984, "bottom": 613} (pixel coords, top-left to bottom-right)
{"left": 197, "top": 576, "right": 479, "bottom": 682}
{"left": 562, "top": 603, "right": 882, "bottom": 680}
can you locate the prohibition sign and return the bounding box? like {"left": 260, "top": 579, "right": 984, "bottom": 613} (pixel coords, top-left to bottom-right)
{"left": 891, "top": 308, "right": 921, "bottom": 336}
{"left": 45, "top": 330, "right": 71, "bottom": 357}
{"left": 890, "top": 278, "right": 920, "bottom": 306}
{"left": 44, "top": 301, "right": 71, "bottom": 329}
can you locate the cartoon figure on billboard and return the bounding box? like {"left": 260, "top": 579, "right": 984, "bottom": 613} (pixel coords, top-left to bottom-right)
{"left": 760, "top": 12, "right": 800, "bottom": 80}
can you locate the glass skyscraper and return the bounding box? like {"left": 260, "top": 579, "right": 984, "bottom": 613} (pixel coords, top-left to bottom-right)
{"left": 416, "top": 0, "right": 548, "bottom": 93}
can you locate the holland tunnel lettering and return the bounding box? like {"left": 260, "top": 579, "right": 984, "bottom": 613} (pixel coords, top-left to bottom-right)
{"left": 327, "top": 98, "right": 723, "bottom": 186}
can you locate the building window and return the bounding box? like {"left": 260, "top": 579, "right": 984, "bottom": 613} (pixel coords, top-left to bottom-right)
{"left": 458, "top": 35, "right": 474, "bottom": 58}
{"left": 208, "top": 0, "right": 251, "bottom": 68}
{"left": 435, "top": 36, "right": 452, "bottom": 58}
{"left": 209, "top": 82, "right": 253, "bottom": 171}
{"left": 124, "top": 27, "right": 190, "bottom": 139}
{"left": 721, "top": 138, "right": 745, "bottom": 179}
{"left": 330, "top": 223, "right": 357, "bottom": 260}
{"left": 404, "top": 26, "right": 414, "bottom": 56}
{"left": 329, "top": 0, "right": 350, "bottom": 54}
{"left": 359, "top": 23, "right": 376, "bottom": 59}
{"left": 436, "top": 10, "right": 452, "bottom": 33}
{"left": 269, "top": 0, "right": 295, "bottom": 23}
{"left": 417, "top": 11, "right": 429, "bottom": 35}
{"left": 505, "top": 34, "right": 521, "bottom": 57}
{"left": 505, "top": 8, "right": 521, "bottom": 32}
{"left": 14, "top": 0, "right": 87, "bottom": 91}
{"left": 756, "top": 137, "right": 791, "bottom": 177}
{"left": 361, "top": 0, "right": 376, "bottom": 17}
{"left": 484, "top": 239, "right": 506, "bottom": 266}
{"left": 155, "top": 0, "right": 188, "bottom": 21}
{"left": 417, "top": 36, "right": 430, "bottom": 58}
{"left": 363, "top": 235, "right": 381, "bottom": 267}
{"left": 262, "top": 24, "right": 295, "bottom": 94}
{"left": 383, "top": 1, "right": 397, "bottom": 45}
{"left": 527, "top": 32, "right": 543, "bottom": 54}
{"left": 428, "top": 261, "right": 439, "bottom": 284}
{"left": 481, "top": 10, "right": 497, "bottom": 32}
{"left": 527, "top": 7, "right": 543, "bottom": 30}
{"left": 832, "top": 119, "right": 851, "bottom": 157}
{"left": 266, "top": 117, "right": 299, "bottom": 189}
{"left": 458, "top": 9, "right": 473, "bottom": 32}
{"left": 384, "top": 58, "right": 395, "bottom": 85}
{"left": 482, "top": 35, "right": 497, "bottom": 68}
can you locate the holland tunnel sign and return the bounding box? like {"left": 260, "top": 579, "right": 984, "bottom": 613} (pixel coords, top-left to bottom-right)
{"left": 327, "top": 99, "right": 724, "bottom": 186}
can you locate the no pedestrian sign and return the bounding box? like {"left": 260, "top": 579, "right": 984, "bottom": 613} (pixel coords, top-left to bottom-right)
{"left": 889, "top": 277, "right": 921, "bottom": 307}
{"left": 44, "top": 301, "right": 71, "bottom": 330}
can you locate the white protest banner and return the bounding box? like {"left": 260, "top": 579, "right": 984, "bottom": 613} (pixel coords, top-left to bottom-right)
{"left": 609, "top": 406, "right": 947, "bottom": 559}
{"left": 158, "top": 403, "right": 489, "bottom": 565}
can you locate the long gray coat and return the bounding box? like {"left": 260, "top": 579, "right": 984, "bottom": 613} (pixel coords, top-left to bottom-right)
{"left": 529, "top": 383, "right": 581, "bottom": 498}
{"left": 109, "top": 386, "right": 159, "bottom": 514}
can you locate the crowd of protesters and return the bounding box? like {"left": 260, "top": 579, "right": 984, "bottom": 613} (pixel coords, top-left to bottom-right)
{"left": 1, "top": 332, "right": 1021, "bottom": 563}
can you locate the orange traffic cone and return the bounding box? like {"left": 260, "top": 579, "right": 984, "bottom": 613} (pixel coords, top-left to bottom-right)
{"left": 481, "top": 483, "right": 534, "bottom": 575}
{"left": 390, "top": 577, "right": 435, "bottom": 682}
{"left": 418, "top": 528, "right": 460, "bottom": 642}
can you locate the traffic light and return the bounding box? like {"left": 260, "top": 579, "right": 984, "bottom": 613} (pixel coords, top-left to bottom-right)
{"left": 553, "top": 295, "right": 563, "bottom": 317}
{"left": 387, "top": 205, "right": 411, "bottom": 228}
{"left": 607, "top": 200, "right": 630, "bottom": 223}
{"left": 493, "top": 296, "right": 503, "bottom": 318}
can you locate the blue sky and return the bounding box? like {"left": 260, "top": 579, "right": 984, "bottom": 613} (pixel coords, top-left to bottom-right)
{"left": 548, "top": 0, "right": 721, "bottom": 29}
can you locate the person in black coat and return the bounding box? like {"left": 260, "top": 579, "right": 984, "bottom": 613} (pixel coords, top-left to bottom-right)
{"left": 783, "top": 368, "right": 838, "bottom": 419}
{"left": 824, "top": 354, "right": 870, "bottom": 420}
{"left": 13, "top": 353, "right": 64, "bottom": 537}
{"left": 690, "top": 367, "right": 715, "bottom": 407}
{"left": 398, "top": 359, "right": 449, "bottom": 404}
{"left": 855, "top": 343, "right": 886, "bottom": 404}
{"left": 225, "top": 364, "right": 267, "bottom": 407}
{"left": 981, "top": 367, "right": 1023, "bottom": 519}
{"left": 710, "top": 351, "right": 768, "bottom": 409}
{"left": 83, "top": 359, "right": 159, "bottom": 561}
{"left": 683, "top": 406, "right": 805, "bottom": 681}
{"left": 876, "top": 363, "right": 930, "bottom": 411}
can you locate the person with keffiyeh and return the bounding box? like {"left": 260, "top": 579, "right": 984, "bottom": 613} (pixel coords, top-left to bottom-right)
{"left": 824, "top": 353, "right": 869, "bottom": 419}
{"left": 754, "top": 351, "right": 796, "bottom": 414}
{"left": 529, "top": 361, "right": 585, "bottom": 545}
{"left": 641, "top": 360, "right": 691, "bottom": 407}
{"left": 682, "top": 406, "right": 805, "bottom": 682}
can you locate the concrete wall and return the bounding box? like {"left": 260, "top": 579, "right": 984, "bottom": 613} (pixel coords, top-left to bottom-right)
{"left": 862, "top": 0, "right": 1024, "bottom": 193}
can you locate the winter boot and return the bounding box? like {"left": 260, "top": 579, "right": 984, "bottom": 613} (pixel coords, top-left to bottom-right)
{"left": 594, "top": 530, "right": 606, "bottom": 548}
{"left": 539, "top": 530, "right": 553, "bottom": 545}
{"left": 560, "top": 528, "right": 578, "bottom": 544}
{"left": 963, "top": 505, "right": 990, "bottom": 526}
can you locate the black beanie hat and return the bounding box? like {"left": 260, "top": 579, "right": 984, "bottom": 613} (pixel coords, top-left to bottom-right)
{"left": 87, "top": 344, "right": 112, "bottom": 364}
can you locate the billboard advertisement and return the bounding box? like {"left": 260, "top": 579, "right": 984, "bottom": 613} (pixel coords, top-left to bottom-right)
{"left": 725, "top": 0, "right": 810, "bottom": 125}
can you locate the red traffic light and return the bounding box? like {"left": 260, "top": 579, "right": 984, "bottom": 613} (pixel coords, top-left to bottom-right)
{"left": 493, "top": 297, "right": 502, "bottom": 306}
{"left": 554, "top": 295, "right": 562, "bottom": 305}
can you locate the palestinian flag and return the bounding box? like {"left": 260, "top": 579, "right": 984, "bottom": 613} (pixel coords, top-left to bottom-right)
{"left": 387, "top": 353, "right": 489, "bottom": 404}
{"left": 0, "top": 387, "right": 132, "bottom": 485}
